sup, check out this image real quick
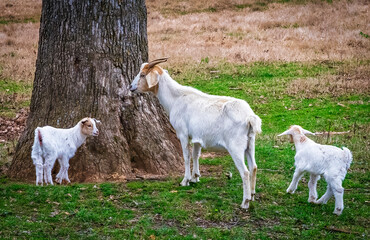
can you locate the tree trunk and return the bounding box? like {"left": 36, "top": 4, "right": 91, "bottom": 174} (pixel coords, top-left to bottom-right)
{"left": 8, "top": 0, "right": 183, "bottom": 182}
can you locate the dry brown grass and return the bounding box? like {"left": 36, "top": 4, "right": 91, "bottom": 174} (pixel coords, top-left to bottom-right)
{"left": 0, "top": 23, "right": 39, "bottom": 82}
{"left": 0, "top": 0, "right": 369, "bottom": 82}
{"left": 287, "top": 64, "right": 370, "bottom": 98}
{"left": 0, "top": 0, "right": 41, "bottom": 23}
{"left": 148, "top": 0, "right": 370, "bottom": 67}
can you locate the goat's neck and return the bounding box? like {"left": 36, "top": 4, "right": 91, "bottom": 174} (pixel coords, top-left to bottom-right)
{"left": 71, "top": 124, "right": 88, "bottom": 148}
{"left": 156, "top": 74, "right": 184, "bottom": 114}
{"left": 292, "top": 134, "right": 312, "bottom": 151}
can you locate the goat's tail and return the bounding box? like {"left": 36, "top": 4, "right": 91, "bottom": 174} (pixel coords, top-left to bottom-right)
{"left": 37, "top": 128, "right": 43, "bottom": 146}
{"left": 246, "top": 115, "right": 262, "bottom": 135}
{"left": 31, "top": 127, "right": 43, "bottom": 165}
{"left": 342, "top": 147, "right": 353, "bottom": 170}
{"left": 32, "top": 128, "right": 43, "bottom": 150}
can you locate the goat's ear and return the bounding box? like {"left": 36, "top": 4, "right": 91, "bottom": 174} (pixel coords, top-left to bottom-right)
{"left": 93, "top": 118, "right": 101, "bottom": 124}
{"left": 302, "top": 129, "right": 315, "bottom": 135}
{"left": 278, "top": 129, "right": 292, "bottom": 136}
{"left": 146, "top": 72, "right": 159, "bottom": 88}
{"left": 81, "top": 118, "right": 89, "bottom": 125}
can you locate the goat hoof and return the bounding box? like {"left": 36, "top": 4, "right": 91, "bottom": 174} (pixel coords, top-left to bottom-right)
{"left": 190, "top": 177, "right": 199, "bottom": 183}
{"left": 286, "top": 188, "right": 295, "bottom": 194}
{"left": 241, "top": 200, "right": 250, "bottom": 209}
{"left": 333, "top": 208, "right": 342, "bottom": 215}
{"left": 179, "top": 180, "right": 190, "bottom": 186}
{"left": 251, "top": 193, "right": 255, "bottom": 201}
{"left": 308, "top": 196, "right": 317, "bottom": 203}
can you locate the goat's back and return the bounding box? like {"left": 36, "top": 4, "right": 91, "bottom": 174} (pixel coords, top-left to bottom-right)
{"left": 171, "top": 93, "right": 258, "bottom": 150}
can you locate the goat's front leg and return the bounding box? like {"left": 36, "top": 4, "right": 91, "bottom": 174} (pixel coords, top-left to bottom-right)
{"left": 315, "top": 184, "right": 333, "bottom": 204}
{"left": 179, "top": 136, "right": 192, "bottom": 186}
{"left": 308, "top": 174, "right": 320, "bottom": 202}
{"left": 55, "top": 159, "right": 64, "bottom": 184}
{"left": 58, "top": 157, "right": 71, "bottom": 184}
{"left": 287, "top": 168, "right": 304, "bottom": 194}
{"left": 190, "top": 143, "right": 201, "bottom": 183}
{"left": 63, "top": 160, "right": 71, "bottom": 184}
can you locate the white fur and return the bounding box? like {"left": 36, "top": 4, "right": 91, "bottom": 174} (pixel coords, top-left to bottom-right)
{"left": 130, "top": 63, "right": 262, "bottom": 209}
{"left": 278, "top": 125, "right": 353, "bottom": 215}
{"left": 31, "top": 118, "right": 99, "bottom": 186}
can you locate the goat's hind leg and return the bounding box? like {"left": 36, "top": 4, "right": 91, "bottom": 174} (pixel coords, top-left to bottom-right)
{"left": 230, "top": 148, "right": 251, "bottom": 209}
{"left": 35, "top": 162, "right": 44, "bottom": 186}
{"left": 330, "top": 178, "right": 344, "bottom": 215}
{"left": 33, "top": 156, "right": 44, "bottom": 186}
{"left": 190, "top": 143, "right": 201, "bottom": 183}
{"left": 246, "top": 136, "right": 257, "bottom": 201}
{"left": 44, "top": 156, "right": 56, "bottom": 185}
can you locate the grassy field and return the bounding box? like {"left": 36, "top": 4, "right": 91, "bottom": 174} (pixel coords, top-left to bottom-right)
{"left": 0, "top": 0, "right": 369, "bottom": 239}
{"left": 1, "top": 60, "right": 369, "bottom": 239}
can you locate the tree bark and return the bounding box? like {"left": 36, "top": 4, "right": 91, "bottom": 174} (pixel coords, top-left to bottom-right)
{"left": 8, "top": 0, "right": 183, "bottom": 182}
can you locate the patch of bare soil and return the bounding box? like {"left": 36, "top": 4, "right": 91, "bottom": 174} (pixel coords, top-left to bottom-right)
{"left": 151, "top": 208, "right": 281, "bottom": 235}
{"left": 0, "top": 108, "right": 28, "bottom": 142}
{"left": 200, "top": 151, "right": 228, "bottom": 159}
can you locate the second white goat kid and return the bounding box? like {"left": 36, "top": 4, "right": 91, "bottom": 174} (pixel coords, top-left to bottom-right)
{"left": 278, "top": 125, "right": 352, "bottom": 215}
{"left": 31, "top": 117, "right": 100, "bottom": 185}
{"left": 130, "top": 58, "right": 262, "bottom": 209}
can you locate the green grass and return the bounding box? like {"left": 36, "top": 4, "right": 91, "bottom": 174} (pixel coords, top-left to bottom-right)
{"left": 158, "top": 0, "right": 335, "bottom": 16}
{"left": 0, "top": 17, "right": 39, "bottom": 25}
{"left": 0, "top": 77, "right": 32, "bottom": 118}
{"left": 1, "top": 61, "right": 369, "bottom": 239}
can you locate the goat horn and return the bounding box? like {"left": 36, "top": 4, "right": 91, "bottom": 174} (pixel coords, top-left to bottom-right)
{"left": 147, "top": 57, "right": 169, "bottom": 68}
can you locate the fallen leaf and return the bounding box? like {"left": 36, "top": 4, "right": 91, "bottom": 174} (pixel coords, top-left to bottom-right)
{"left": 50, "top": 210, "right": 59, "bottom": 217}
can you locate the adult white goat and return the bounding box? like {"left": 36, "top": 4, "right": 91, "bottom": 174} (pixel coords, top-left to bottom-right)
{"left": 278, "top": 125, "right": 352, "bottom": 215}
{"left": 31, "top": 117, "right": 100, "bottom": 186}
{"left": 130, "top": 58, "right": 262, "bottom": 209}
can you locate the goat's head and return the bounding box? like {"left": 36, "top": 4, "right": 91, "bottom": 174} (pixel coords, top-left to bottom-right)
{"left": 278, "top": 125, "right": 315, "bottom": 143}
{"left": 80, "top": 117, "right": 100, "bottom": 136}
{"left": 130, "top": 58, "right": 168, "bottom": 94}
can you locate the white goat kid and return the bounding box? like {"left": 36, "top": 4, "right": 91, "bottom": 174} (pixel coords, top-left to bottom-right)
{"left": 31, "top": 117, "right": 100, "bottom": 185}
{"left": 130, "top": 58, "right": 262, "bottom": 209}
{"left": 278, "top": 125, "right": 353, "bottom": 215}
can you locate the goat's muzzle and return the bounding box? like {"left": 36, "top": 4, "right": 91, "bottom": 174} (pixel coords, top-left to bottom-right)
{"left": 129, "top": 85, "right": 137, "bottom": 92}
